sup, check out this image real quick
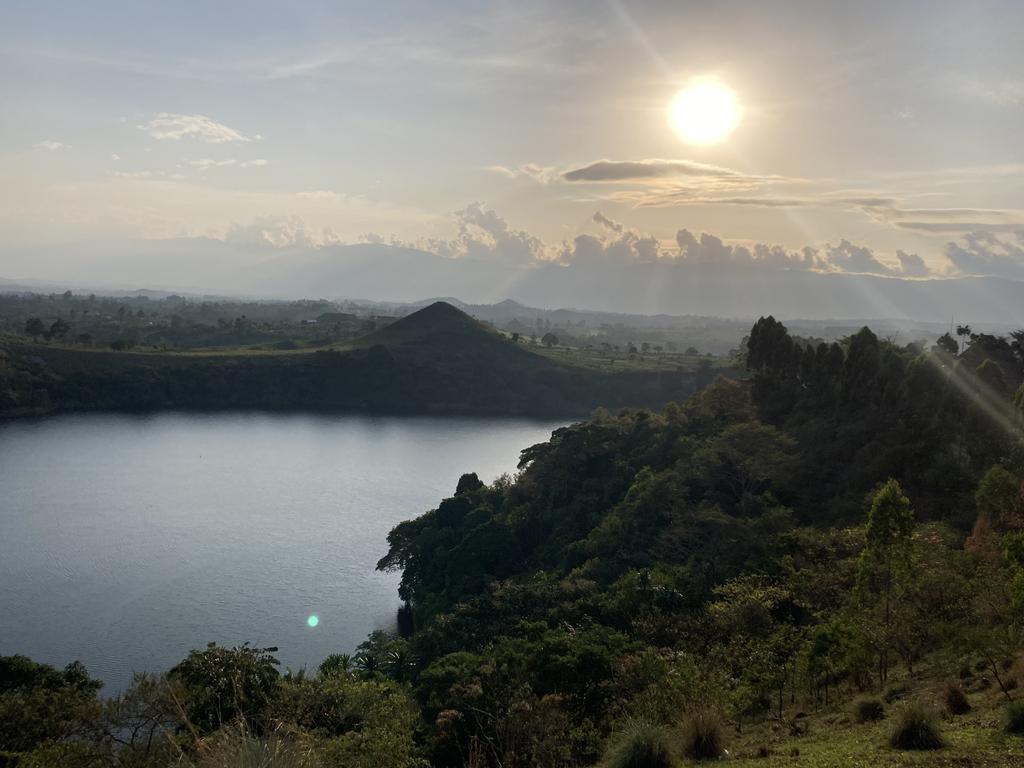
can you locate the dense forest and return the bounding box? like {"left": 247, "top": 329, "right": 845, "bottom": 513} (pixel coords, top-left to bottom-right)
{"left": 4, "top": 317, "right": 1024, "bottom": 766}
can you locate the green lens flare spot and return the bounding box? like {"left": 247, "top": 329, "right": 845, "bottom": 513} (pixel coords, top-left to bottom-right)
{"left": 307, "top": 614, "right": 319, "bottom": 628}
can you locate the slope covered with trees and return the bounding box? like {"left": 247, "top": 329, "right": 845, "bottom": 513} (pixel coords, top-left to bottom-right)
{"left": 4, "top": 317, "right": 1024, "bottom": 766}
{"left": 0, "top": 302, "right": 694, "bottom": 418}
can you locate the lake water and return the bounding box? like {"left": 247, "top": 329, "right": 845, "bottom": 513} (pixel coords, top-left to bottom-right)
{"left": 0, "top": 412, "right": 563, "bottom": 692}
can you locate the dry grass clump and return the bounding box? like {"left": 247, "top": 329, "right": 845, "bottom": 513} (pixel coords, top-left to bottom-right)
{"left": 889, "top": 702, "right": 944, "bottom": 751}
{"left": 680, "top": 709, "right": 724, "bottom": 761}
{"left": 941, "top": 681, "right": 971, "bottom": 715}
{"left": 851, "top": 697, "right": 885, "bottom": 723}
{"left": 601, "top": 719, "right": 676, "bottom": 768}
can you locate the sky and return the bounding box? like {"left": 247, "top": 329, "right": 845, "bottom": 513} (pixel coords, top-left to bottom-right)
{"left": 2, "top": 0, "right": 1024, "bottom": 289}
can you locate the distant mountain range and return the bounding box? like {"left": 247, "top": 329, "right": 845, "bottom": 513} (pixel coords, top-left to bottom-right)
{"left": 2, "top": 239, "right": 1022, "bottom": 324}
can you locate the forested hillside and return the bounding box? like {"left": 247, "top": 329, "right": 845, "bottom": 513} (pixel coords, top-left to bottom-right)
{"left": 4, "top": 318, "right": 1024, "bottom": 767}
{"left": 0, "top": 303, "right": 695, "bottom": 419}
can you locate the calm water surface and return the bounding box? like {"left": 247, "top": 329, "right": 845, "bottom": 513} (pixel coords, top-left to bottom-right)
{"left": 0, "top": 412, "right": 564, "bottom": 692}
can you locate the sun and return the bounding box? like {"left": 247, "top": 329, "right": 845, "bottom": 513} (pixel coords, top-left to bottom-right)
{"left": 669, "top": 80, "right": 741, "bottom": 145}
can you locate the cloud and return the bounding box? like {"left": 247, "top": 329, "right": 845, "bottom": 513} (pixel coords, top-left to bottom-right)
{"left": 423, "top": 202, "right": 549, "bottom": 264}
{"left": 241, "top": 158, "right": 268, "bottom": 167}
{"left": 484, "top": 163, "right": 556, "bottom": 183}
{"left": 224, "top": 216, "right": 315, "bottom": 248}
{"left": 110, "top": 153, "right": 121, "bottom": 161}
{"left": 562, "top": 158, "right": 756, "bottom": 183}
{"left": 822, "top": 239, "right": 897, "bottom": 275}
{"left": 560, "top": 218, "right": 660, "bottom": 264}
{"left": 593, "top": 211, "right": 623, "bottom": 233}
{"left": 108, "top": 170, "right": 154, "bottom": 179}
{"left": 189, "top": 158, "right": 237, "bottom": 169}
{"left": 139, "top": 113, "right": 255, "bottom": 143}
{"left": 896, "top": 250, "right": 930, "bottom": 277}
{"left": 944, "top": 231, "right": 1024, "bottom": 279}
{"left": 674, "top": 229, "right": 820, "bottom": 271}
{"left": 34, "top": 140, "right": 69, "bottom": 151}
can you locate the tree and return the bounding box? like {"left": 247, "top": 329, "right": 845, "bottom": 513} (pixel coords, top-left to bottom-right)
{"left": 956, "top": 324, "right": 973, "bottom": 354}
{"left": 24, "top": 318, "right": 46, "bottom": 338}
{"left": 168, "top": 643, "right": 279, "bottom": 734}
{"left": 48, "top": 318, "right": 70, "bottom": 340}
{"left": 935, "top": 333, "right": 958, "bottom": 356}
{"left": 857, "top": 479, "right": 914, "bottom": 683}
{"left": 541, "top": 332, "right": 559, "bottom": 348}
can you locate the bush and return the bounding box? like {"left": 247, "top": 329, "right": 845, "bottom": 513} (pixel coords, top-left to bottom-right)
{"left": 942, "top": 682, "right": 971, "bottom": 715}
{"left": 852, "top": 697, "right": 885, "bottom": 723}
{"left": 889, "top": 703, "right": 944, "bottom": 750}
{"left": 602, "top": 720, "right": 675, "bottom": 768}
{"left": 1006, "top": 701, "right": 1024, "bottom": 735}
{"left": 681, "top": 710, "right": 724, "bottom": 761}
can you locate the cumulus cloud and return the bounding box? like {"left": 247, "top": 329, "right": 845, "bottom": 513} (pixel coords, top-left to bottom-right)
{"left": 34, "top": 140, "right": 69, "bottom": 151}
{"left": 896, "top": 250, "right": 930, "bottom": 277}
{"left": 944, "top": 231, "right": 1024, "bottom": 279}
{"left": 224, "top": 216, "right": 315, "bottom": 248}
{"left": 674, "top": 230, "right": 820, "bottom": 271}
{"left": 139, "top": 113, "right": 255, "bottom": 143}
{"left": 822, "top": 239, "right": 897, "bottom": 275}
{"left": 421, "top": 202, "right": 549, "bottom": 263}
{"left": 560, "top": 214, "right": 660, "bottom": 264}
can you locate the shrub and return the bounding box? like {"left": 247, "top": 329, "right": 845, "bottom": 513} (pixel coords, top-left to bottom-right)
{"left": 602, "top": 719, "right": 675, "bottom": 768}
{"left": 889, "top": 703, "right": 944, "bottom": 750}
{"left": 852, "top": 697, "right": 885, "bottom": 723}
{"left": 942, "top": 682, "right": 971, "bottom": 715}
{"left": 681, "top": 710, "right": 724, "bottom": 761}
{"left": 1006, "top": 701, "right": 1024, "bottom": 735}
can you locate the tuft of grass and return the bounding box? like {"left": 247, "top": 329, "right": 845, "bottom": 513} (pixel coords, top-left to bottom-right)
{"left": 192, "top": 725, "right": 317, "bottom": 768}
{"left": 942, "top": 681, "right": 971, "bottom": 715}
{"left": 889, "top": 702, "right": 944, "bottom": 751}
{"left": 882, "top": 683, "right": 909, "bottom": 703}
{"left": 601, "top": 719, "right": 676, "bottom": 768}
{"left": 1006, "top": 701, "right": 1024, "bottom": 735}
{"left": 851, "top": 697, "right": 886, "bottom": 723}
{"left": 681, "top": 709, "right": 725, "bottom": 761}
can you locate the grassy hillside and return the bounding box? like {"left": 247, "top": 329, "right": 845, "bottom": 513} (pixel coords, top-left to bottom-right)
{"left": 0, "top": 302, "right": 697, "bottom": 418}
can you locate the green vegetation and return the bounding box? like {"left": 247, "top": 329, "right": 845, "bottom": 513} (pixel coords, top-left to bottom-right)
{"left": 4, "top": 315, "right": 1024, "bottom": 765}
{"left": 888, "top": 702, "right": 944, "bottom": 750}
{"left": 0, "top": 302, "right": 701, "bottom": 418}
{"left": 852, "top": 697, "right": 886, "bottom": 723}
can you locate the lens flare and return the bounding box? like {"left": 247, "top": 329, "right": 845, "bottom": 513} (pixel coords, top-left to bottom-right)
{"left": 307, "top": 614, "right": 319, "bottom": 628}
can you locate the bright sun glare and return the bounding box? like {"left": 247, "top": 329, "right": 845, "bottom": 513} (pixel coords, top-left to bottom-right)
{"left": 669, "top": 81, "right": 741, "bottom": 145}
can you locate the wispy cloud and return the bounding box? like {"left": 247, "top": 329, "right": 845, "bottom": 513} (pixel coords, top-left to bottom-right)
{"left": 561, "top": 158, "right": 768, "bottom": 183}
{"left": 189, "top": 158, "right": 237, "bottom": 169}
{"left": 139, "top": 113, "right": 258, "bottom": 143}
{"left": 34, "top": 140, "right": 69, "bottom": 151}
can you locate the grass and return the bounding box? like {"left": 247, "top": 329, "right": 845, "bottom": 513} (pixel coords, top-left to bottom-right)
{"left": 681, "top": 709, "right": 725, "bottom": 760}
{"left": 889, "top": 702, "right": 944, "bottom": 750}
{"left": 1006, "top": 700, "right": 1024, "bottom": 734}
{"left": 721, "top": 682, "right": 1024, "bottom": 767}
{"left": 601, "top": 719, "right": 676, "bottom": 768}
{"left": 852, "top": 697, "right": 886, "bottom": 723}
